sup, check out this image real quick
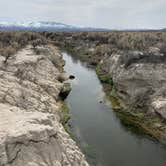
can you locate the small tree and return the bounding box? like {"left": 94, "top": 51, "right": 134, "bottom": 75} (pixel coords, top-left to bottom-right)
{"left": 1, "top": 46, "right": 16, "bottom": 64}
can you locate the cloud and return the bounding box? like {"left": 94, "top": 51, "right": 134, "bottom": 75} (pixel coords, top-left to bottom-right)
{"left": 0, "top": 0, "right": 165, "bottom": 28}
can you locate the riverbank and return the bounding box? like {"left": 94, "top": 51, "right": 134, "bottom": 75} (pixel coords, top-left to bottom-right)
{"left": 0, "top": 45, "right": 89, "bottom": 166}
{"left": 96, "top": 62, "right": 166, "bottom": 142}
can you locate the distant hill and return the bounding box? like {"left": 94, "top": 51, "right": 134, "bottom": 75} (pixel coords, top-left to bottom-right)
{"left": 0, "top": 21, "right": 164, "bottom": 32}
{"left": 0, "top": 21, "right": 110, "bottom": 32}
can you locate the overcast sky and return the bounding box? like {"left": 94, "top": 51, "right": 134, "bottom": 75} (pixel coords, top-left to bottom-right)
{"left": 0, "top": 0, "right": 165, "bottom": 29}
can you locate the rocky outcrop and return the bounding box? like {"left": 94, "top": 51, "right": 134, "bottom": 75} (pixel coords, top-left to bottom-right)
{"left": 100, "top": 48, "right": 166, "bottom": 139}
{"left": 59, "top": 83, "right": 72, "bottom": 100}
{"left": 105, "top": 49, "right": 166, "bottom": 113}
{"left": 0, "top": 46, "right": 89, "bottom": 166}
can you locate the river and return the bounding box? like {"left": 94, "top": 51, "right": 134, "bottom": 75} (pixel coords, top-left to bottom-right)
{"left": 63, "top": 52, "right": 166, "bottom": 166}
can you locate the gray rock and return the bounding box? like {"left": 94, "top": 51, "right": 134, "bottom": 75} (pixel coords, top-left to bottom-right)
{"left": 105, "top": 50, "right": 166, "bottom": 118}
{"left": 0, "top": 46, "right": 89, "bottom": 166}
{"left": 69, "top": 75, "right": 75, "bottom": 80}
{"left": 58, "top": 73, "right": 69, "bottom": 82}
{"left": 59, "top": 83, "right": 72, "bottom": 100}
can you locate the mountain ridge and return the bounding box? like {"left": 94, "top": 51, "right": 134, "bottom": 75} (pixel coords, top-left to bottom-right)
{"left": 0, "top": 21, "right": 164, "bottom": 32}
{"left": 0, "top": 21, "right": 109, "bottom": 32}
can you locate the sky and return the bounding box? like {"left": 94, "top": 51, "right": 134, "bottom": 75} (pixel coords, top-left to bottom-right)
{"left": 0, "top": 0, "right": 165, "bottom": 29}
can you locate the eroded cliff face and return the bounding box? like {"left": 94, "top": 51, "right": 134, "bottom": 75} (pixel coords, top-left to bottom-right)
{"left": 0, "top": 46, "right": 89, "bottom": 166}
{"left": 104, "top": 49, "right": 166, "bottom": 116}
{"left": 100, "top": 48, "right": 166, "bottom": 140}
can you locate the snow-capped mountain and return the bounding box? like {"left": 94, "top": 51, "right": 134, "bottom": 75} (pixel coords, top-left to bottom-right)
{"left": 0, "top": 21, "right": 108, "bottom": 31}
{"left": 0, "top": 21, "right": 78, "bottom": 31}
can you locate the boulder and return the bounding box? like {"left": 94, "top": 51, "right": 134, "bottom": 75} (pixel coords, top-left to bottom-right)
{"left": 58, "top": 73, "right": 69, "bottom": 82}
{"left": 59, "top": 83, "right": 72, "bottom": 100}
{"left": 69, "top": 75, "right": 75, "bottom": 80}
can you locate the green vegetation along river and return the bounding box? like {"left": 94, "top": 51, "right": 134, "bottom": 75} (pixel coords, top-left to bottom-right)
{"left": 63, "top": 52, "right": 166, "bottom": 166}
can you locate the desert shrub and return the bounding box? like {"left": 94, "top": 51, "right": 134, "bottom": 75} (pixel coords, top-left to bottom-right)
{"left": 31, "top": 38, "right": 47, "bottom": 48}
{"left": 0, "top": 46, "right": 16, "bottom": 63}
{"left": 120, "top": 51, "right": 144, "bottom": 68}
{"left": 31, "top": 39, "right": 40, "bottom": 49}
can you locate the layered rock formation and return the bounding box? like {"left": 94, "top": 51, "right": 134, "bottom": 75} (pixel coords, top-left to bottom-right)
{"left": 0, "top": 46, "right": 89, "bottom": 166}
